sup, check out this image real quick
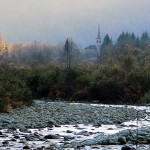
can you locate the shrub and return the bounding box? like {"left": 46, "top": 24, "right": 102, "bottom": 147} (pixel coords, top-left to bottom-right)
{"left": 140, "top": 91, "right": 150, "bottom": 104}
{"left": 0, "top": 65, "right": 33, "bottom": 112}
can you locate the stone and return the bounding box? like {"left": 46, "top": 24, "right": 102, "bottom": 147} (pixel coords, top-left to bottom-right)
{"left": 55, "top": 124, "right": 61, "bottom": 127}
{"left": 101, "top": 137, "right": 110, "bottom": 145}
{"left": 46, "top": 146, "right": 56, "bottom": 150}
{"left": 77, "top": 130, "right": 88, "bottom": 135}
{"left": 107, "top": 128, "right": 114, "bottom": 130}
{"left": 77, "top": 127, "right": 85, "bottom": 130}
{"left": 89, "top": 132, "right": 93, "bottom": 135}
{"left": 146, "top": 138, "right": 150, "bottom": 143}
{"left": 120, "top": 124, "right": 127, "bottom": 127}
{"left": 2, "top": 120, "right": 10, "bottom": 124}
{"left": 9, "top": 126, "right": 17, "bottom": 131}
{"left": 66, "top": 130, "right": 73, "bottom": 133}
{"left": 25, "top": 135, "right": 35, "bottom": 141}
{"left": 44, "top": 134, "right": 59, "bottom": 139}
{"left": 47, "top": 119, "right": 58, "bottom": 127}
{"left": 2, "top": 141, "right": 9, "bottom": 145}
{"left": 23, "top": 146, "right": 30, "bottom": 149}
{"left": 11, "top": 138, "right": 17, "bottom": 141}
{"left": 14, "top": 135, "right": 20, "bottom": 139}
{"left": 129, "top": 125, "right": 136, "bottom": 127}
{"left": 146, "top": 103, "right": 150, "bottom": 106}
{"left": 0, "top": 131, "right": 3, "bottom": 135}
{"left": 93, "top": 122, "right": 101, "bottom": 127}
{"left": 20, "top": 128, "right": 31, "bottom": 133}
{"left": 116, "top": 120, "right": 123, "bottom": 124}
{"left": 64, "top": 136, "right": 75, "bottom": 140}
{"left": 121, "top": 145, "right": 132, "bottom": 150}
{"left": 118, "top": 137, "right": 126, "bottom": 145}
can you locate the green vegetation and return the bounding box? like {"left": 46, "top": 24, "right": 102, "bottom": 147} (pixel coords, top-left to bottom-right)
{"left": 1, "top": 31, "right": 150, "bottom": 112}
{"left": 1, "top": 60, "right": 150, "bottom": 112}
{"left": 0, "top": 64, "right": 33, "bottom": 112}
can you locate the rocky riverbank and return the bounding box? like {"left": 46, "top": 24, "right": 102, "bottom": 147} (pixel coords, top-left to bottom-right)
{"left": 0, "top": 100, "right": 149, "bottom": 150}
{"left": 63, "top": 126, "right": 150, "bottom": 148}
{"left": 0, "top": 100, "right": 146, "bottom": 130}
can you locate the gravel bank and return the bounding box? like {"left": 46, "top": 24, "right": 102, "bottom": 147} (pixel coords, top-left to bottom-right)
{"left": 0, "top": 100, "right": 149, "bottom": 150}
{"left": 0, "top": 100, "right": 146, "bottom": 130}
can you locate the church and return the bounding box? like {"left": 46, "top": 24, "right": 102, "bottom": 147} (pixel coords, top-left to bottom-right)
{"left": 82, "top": 26, "right": 102, "bottom": 59}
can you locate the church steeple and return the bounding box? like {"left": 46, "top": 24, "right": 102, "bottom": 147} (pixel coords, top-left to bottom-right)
{"left": 97, "top": 25, "right": 101, "bottom": 39}
{"left": 96, "top": 25, "right": 101, "bottom": 54}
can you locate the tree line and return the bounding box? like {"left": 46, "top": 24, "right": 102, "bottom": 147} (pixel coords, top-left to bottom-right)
{"left": 0, "top": 31, "right": 150, "bottom": 112}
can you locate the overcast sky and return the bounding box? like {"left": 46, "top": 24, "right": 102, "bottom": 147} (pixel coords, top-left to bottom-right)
{"left": 0, "top": 0, "right": 150, "bottom": 47}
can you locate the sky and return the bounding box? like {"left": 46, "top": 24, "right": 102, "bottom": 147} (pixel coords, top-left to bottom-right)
{"left": 0, "top": 0, "right": 150, "bottom": 48}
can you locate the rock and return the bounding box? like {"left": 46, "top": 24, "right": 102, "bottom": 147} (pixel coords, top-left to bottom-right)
{"left": 93, "top": 122, "right": 101, "bottom": 127}
{"left": 120, "top": 124, "right": 127, "bottom": 127}
{"left": 89, "top": 132, "right": 93, "bottom": 135}
{"left": 101, "top": 137, "right": 110, "bottom": 145}
{"left": 9, "top": 126, "right": 17, "bottom": 131}
{"left": 34, "top": 132, "right": 40, "bottom": 137}
{"left": 37, "top": 146, "right": 46, "bottom": 149}
{"left": 107, "top": 128, "right": 114, "bottom": 130}
{"left": 129, "top": 125, "right": 136, "bottom": 127}
{"left": 55, "top": 124, "right": 61, "bottom": 127}
{"left": 46, "top": 146, "right": 56, "bottom": 150}
{"left": 47, "top": 122, "right": 53, "bottom": 128}
{"left": 2, "top": 124, "right": 8, "bottom": 128}
{"left": 118, "top": 137, "right": 126, "bottom": 145}
{"left": 116, "top": 120, "right": 123, "bottom": 124}
{"left": 146, "top": 103, "right": 150, "bottom": 106}
{"left": 23, "top": 146, "right": 30, "bottom": 149}
{"left": 0, "top": 131, "right": 3, "bottom": 135}
{"left": 66, "top": 130, "right": 73, "bottom": 133}
{"left": 147, "top": 138, "right": 150, "bottom": 143}
{"left": 44, "top": 134, "right": 59, "bottom": 139}
{"left": 77, "top": 130, "right": 88, "bottom": 135}
{"left": 19, "top": 139, "right": 26, "bottom": 143}
{"left": 26, "top": 122, "right": 32, "bottom": 128}
{"left": 77, "top": 127, "right": 85, "bottom": 130}
{"left": 47, "top": 119, "right": 58, "bottom": 127}
{"left": 14, "top": 135, "right": 20, "bottom": 139}
{"left": 64, "top": 136, "right": 75, "bottom": 140}
{"left": 2, "top": 120, "right": 11, "bottom": 124}
{"left": 25, "top": 135, "right": 35, "bottom": 141}
{"left": 11, "top": 138, "right": 17, "bottom": 141}
{"left": 121, "top": 145, "right": 132, "bottom": 150}
{"left": 19, "top": 128, "right": 31, "bottom": 133}
{"left": 2, "top": 141, "right": 9, "bottom": 145}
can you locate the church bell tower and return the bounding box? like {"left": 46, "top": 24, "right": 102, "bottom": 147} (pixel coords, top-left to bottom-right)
{"left": 96, "top": 26, "right": 101, "bottom": 55}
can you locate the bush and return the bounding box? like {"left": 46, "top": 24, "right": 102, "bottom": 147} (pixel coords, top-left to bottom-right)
{"left": 0, "top": 64, "right": 33, "bottom": 112}
{"left": 140, "top": 91, "right": 150, "bottom": 104}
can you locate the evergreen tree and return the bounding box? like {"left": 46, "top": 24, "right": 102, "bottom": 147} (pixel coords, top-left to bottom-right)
{"left": 118, "top": 32, "right": 125, "bottom": 42}
{"left": 136, "top": 36, "right": 140, "bottom": 48}
{"left": 101, "top": 34, "right": 112, "bottom": 50}
{"left": 141, "top": 31, "right": 150, "bottom": 49}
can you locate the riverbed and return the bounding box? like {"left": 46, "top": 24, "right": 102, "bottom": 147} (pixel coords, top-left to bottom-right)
{"left": 0, "top": 100, "right": 149, "bottom": 149}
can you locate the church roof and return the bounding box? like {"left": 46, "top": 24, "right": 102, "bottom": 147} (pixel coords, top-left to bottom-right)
{"left": 85, "top": 45, "right": 96, "bottom": 50}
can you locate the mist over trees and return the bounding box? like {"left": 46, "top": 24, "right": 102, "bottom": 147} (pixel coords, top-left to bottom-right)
{"left": 0, "top": 31, "right": 149, "bottom": 69}
{"left": 0, "top": 31, "right": 150, "bottom": 68}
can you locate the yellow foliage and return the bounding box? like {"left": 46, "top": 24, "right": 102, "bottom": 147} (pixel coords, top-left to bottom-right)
{"left": 0, "top": 41, "right": 8, "bottom": 56}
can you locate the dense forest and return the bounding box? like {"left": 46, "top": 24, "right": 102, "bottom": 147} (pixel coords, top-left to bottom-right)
{"left": 0, "top": 31, "right": 150, "bottom": 112}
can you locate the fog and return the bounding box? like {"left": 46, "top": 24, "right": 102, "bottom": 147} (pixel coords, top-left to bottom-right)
{"left": 0, "top": 0, "right": 150, "bottom": 47}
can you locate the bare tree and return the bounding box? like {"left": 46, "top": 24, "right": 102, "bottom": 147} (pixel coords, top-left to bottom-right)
{"left": 64, "top": 38, "right": 80, "bottom": 69}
